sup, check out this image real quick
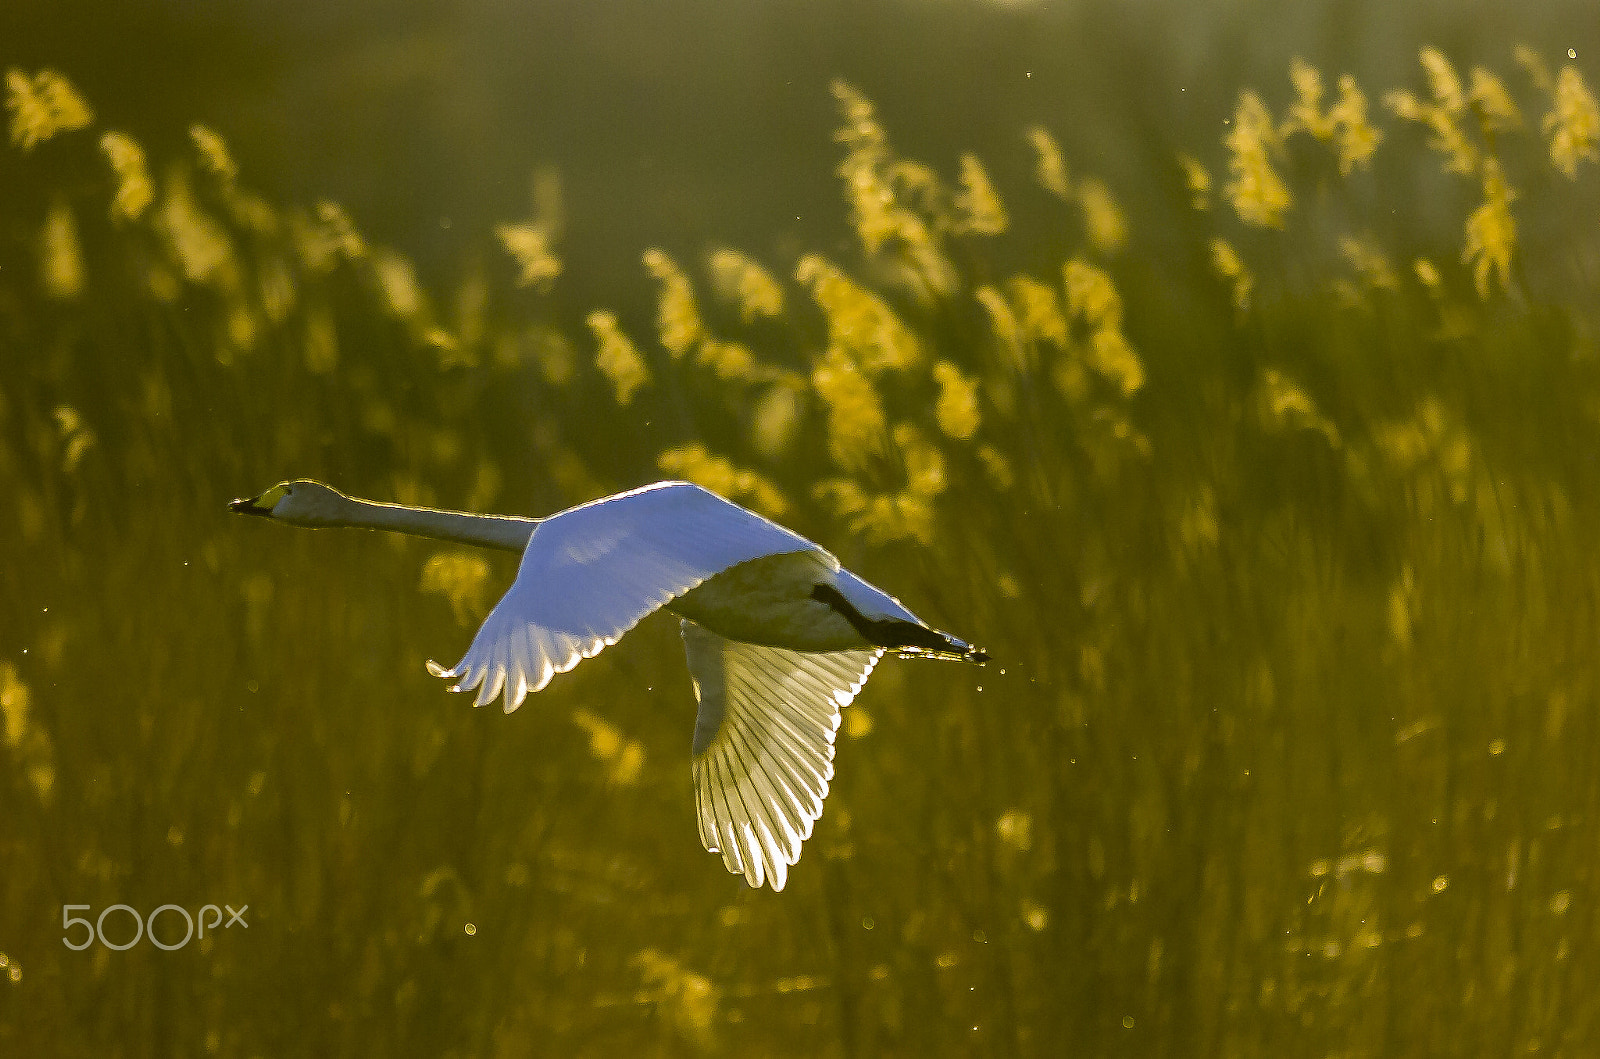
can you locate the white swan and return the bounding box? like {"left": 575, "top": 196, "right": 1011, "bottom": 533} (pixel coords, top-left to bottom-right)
{"left": 231, "top": 478, "right": 985, "bottom": 890}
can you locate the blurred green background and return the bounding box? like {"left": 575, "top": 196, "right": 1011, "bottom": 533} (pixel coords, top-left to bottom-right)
{"left": 2, "top": 0, "right": 1599, "bottom": 1054}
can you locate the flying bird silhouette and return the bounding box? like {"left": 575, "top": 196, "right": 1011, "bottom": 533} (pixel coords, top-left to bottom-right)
{"left": 231, "top": 479, "right": 986, "bottom": 890}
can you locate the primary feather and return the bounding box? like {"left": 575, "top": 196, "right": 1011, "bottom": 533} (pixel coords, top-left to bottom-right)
{"left": 681, "top": 620, "right": 880, "bottom": 891}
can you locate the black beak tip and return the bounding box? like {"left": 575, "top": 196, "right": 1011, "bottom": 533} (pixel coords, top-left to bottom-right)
{"left": 230, "top": 497, "right": 266, "bottom": 515}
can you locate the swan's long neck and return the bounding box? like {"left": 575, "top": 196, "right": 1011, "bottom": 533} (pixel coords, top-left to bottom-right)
{"left": 324, "top": 495, "right": 539, "bottom": 552}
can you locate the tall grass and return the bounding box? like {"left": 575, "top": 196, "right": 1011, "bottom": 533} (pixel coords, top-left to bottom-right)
{"left": 1, "top": 47, "right": 1598, "bottom": 1055}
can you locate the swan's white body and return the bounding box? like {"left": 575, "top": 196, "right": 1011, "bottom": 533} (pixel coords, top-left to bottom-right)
{"left": 232, "top": 478, "right": 984, "bottom": 891}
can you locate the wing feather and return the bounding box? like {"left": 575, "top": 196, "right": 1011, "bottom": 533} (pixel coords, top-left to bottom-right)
{"left": 680, "top": 619, "right": 880, "bottom": 891}
{"left": 429, "top": 482, "right": 832, "bottom": 712}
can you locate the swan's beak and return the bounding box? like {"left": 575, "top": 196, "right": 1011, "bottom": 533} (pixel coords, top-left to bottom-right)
{"left": 229, "top": 494, "right": 272, "bottom": 516}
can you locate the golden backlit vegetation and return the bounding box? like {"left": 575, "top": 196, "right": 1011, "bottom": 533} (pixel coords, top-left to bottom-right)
{"left": 1194, "top": 47, "right": 1597, "bottom": 311}
{"left": 1028, "top": 125, "right": 1128, "bottom": 252}
{"left": 5, "top": 68, "right": 92, "bottom": 150}
{"left": 1224, "top": 91, "right": 1294, "bottom": 227}
{"left": 0, "top": 663, "right": 53, "bottom": 804}
{"left": 4, "top": 44, "right": 1600, "bottom": 1055}
{"left": 419, "top": 551, "right": 493, "bottom": 625}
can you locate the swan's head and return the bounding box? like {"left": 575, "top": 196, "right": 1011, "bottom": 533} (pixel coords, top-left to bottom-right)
{"left": 229, "top": 480, "right": 352, "bottom": 526}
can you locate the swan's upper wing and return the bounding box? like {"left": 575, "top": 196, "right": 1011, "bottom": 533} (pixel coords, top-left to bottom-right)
{"left": 429, "top": 481, "right": 835, "bottom": 711}
{"left": 681, "top": 619, "right": 880, "bottom": 892}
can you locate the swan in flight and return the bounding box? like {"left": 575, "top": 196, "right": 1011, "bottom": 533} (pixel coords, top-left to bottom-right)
{"left": 231, "top": 478, "right": 986, "bottom": 890}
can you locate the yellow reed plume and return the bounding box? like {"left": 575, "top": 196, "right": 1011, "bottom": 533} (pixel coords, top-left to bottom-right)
{"left": 1258, "top": 368, "right": 1341, "bottom": 447}
{"left": 496, "top": 223, "right": 562, "bottom": 290}
{"left": 887, "top": 159, "right": 942, "bottom": 215}
{"left": 40, "top": 198, "right": 84, "bottom": 300}
{"left": 706, "top": 248, "right": 784, "bottom": 321}
{"left": 293, "top": 201, "right": 367, "bottom": 272}
{"left": 156, "top": 172, "right": 238, "bottom": 289}
{"left": 1467, "top": 68, "right": 1521, "bottom": 133}
{"left": 646, "top": 250, "right": 780, "bottom": 383}
{"left": 1177, "top": 486, "right": 1220, "bottom": 558}
{"left": 952, "top": 154, "right": 1008, "bottom": 235}
{"left": 245, "top": 253, "right": 289, "bottom": 324}
{"left": 1210, "top": 238, "right": 1254, "bottom": 312}
{"left": 1462, "top": 158, "right": 1517, "bottom": 298}
{"left": 303, "top": 309, "right": 338, "bottom": 374}
{"left": 643, "top": 248, "right": 704, "bottom": 358}
{"left": 5, "top": 69, "right": 92, "bottom": 151}
{"left": 632, "top": 950, "right": 718, "bottom": 1046}
{"left": 587, "top": 309, "right": 650, "bottom": 406}
{"left": 1051, "top": 258, "right": 1144, "bottom": 397}
{"left": 420, "top": 552, "right": 492, "bottom": 626}
{"left": 1280, "top": 59, "right": 1382, "bottom": 174}
{"left": 1026, "top": 126, "right": 1072, "bottom": 199}
{"left": 1076, "top": 178, "right": 1128, "bottom": 254}
{"left": 796, "top": 254, "right": 923, "bottom": 374}
{"left": 813, "top": 477, "right": 870, "bottom": 525}
{"left": 977, "top": 444, "right": 1014, "bottom": 491}
{"left": 1413, "top": 257, "right": 1442, "bottom": 293}
{"left": 521, "top": 326, "right": 575, "bottom": 386}
{"left": 749, "top": 383, "right": 802, "bottom": 459}
{"left": 811, "top": 346, "right": 888, "bottom": 471}
{"left": 319, "top": 201, "right": 367, "bottom": 260}
{"left": 220, "top": 187, "right": 280, "bottom": 238}
{"left": 1420, "top": 46, "right": 1467, "bottom": 113}
{"left": 100, "top": 132, "right": 153, "bottom": 223}
{"left": 1052, "top": 352, "right": 1089, "bottom": 407}
{"left": 830, "top": 81, "right": 956, "bottom": 295}
{"left": 1375, "top": 396, "right": 1475, "bottom": 505}
{"left": 1088, "top": 328, "right": 1144, "bottom": 397}
{"left": 1328, "top": 75, "right": 1382, "bottom": 173}
{"left": 932, "top": 361, "right": 981, "bottom": 440}
{"left": 1386, "top": 48, "right": 1478, "bottom": 175}
{"left": 813, "top": 478, "right": 937, "bottom": 546}
{"left": 370, "top": 248, "right": 425, "bottom": 321}
{"left": 1224, "top": 90, "right": 1292, "bottom": 227}
{"left": 220, "top": 305, "right": 254, "bottom": 357}
{"left": 1513, "top": 46, "right": 1554, "bottom": 94}
{"left": 894, "top": 423, "right": 948, "bottom": 498}
{"left": 1062, "top": 258, "right": 1122, "bottom": 331}
{"left": 1545, "top": 65, "right": 1599, "bottom": 178}
{"left": 573, "top": 708, "right": 645, "bottom": 787}
{"left": 1339, "top": 235, "right": 1399, "bottom": 292}
{"left": 1006, "top": 275, "right": 1069, "bottom": 349}
{"left": 1177, "top": 153, "right": 1211, "bottom": 210}
{"left": 656, "top": 443, "right": 789, "bottom": 518}
{"left": 190, "top": 125, "right": 238, "bottom": 183}
{"left": 832, "top": 79, "right": 900, "bottom": 255}
{"left": 975, "top": 286, "right": 1025, "bottom": 373}
{"left": 54, "top": 405, "right": 96, "bottom": 473}
{"left": 694, "top": 338, "right": 760, "bottom": 382}
{"left": 1024, "top": 126, "right": 1125, "bottom": 249}
{"left": 1, "top": 662, "right": 31, "bottom": 752}
{"left": 0, "top": 662, "right": 53, "bottom": 804}
{"left": 1283, "top": 59, "right": 1339, "bottom": 140}
{"left": 495, "top": 171, "right": 563, "bottom": 289}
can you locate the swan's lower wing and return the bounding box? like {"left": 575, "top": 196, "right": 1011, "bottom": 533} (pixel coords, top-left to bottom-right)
{"left": 681, "top": 619, "right": 880, "bottom": 892}
{"left": 429, "top": 481, "right": 835, "bottom": 712}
